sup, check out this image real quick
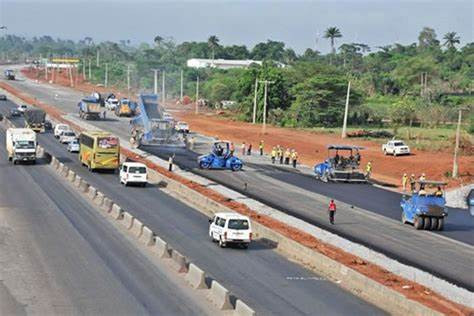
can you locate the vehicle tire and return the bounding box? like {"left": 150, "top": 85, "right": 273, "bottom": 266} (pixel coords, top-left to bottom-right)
{"left": 13, "top": 159, "right": 16, "bottom": 165}
{"left": 430, "top": 217, "right": 438, "bottom": 231}
{"left": 437, "top": 218, "right": 444, "bottom": 231}
{"left": 219, "top": 237, "right": 226, "bottom": 248}
{"left": 401, "top": 212, "right": 407, "bottom": 224}
{"left": 423, "top": 217, "right": 431, "bottom": 230}
{"left": 199, "top": 160, "right": 210, "bottom": 169}
{"left": 414, "top": 216, "right": 424, "bottom": 230}
{"left": 321, "top": 171, "right": 329, "bottom": 183}
{"left": 241, "top": 243, "right": 249, "bottom": 249}
{"left": 231, "top": 163, "right": 242, "bottom": 171}
{"left": 142, "top": 182, "right": 147, "bottom": 187}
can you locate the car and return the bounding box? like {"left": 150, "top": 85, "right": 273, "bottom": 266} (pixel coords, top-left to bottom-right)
{"left": 9, "top": 108, "right": 21, "bottom": 117}
{"left": 105, "top": 95, "right": 119, "bottom": 110}
{"left": 120, "top": 162, "right": 148, "bottom": 187}
{"left": 198, "top": 141, "right": 243, "bottom": 171}
{"left": 67, "top": 139, "right": 80, "bottom": 152}
{"left": 467, "top": 189, "right": 474, "bottom": 216}
{"left": 382, "top": 140, "right": 410, "bottom": 156}
{"left": 59, "top": 130, "right": 76, "bottom": 144}
{"left": 0, "top": 94, "right": 7, "bottom": 101}
{"left": 175, "top": 121, "right": 189, "bottom": 133}
{"left": 54, "top": 123, "right": 70, "bottom": 138}
{"left": 209, "top": 212, "right": 252, "bottom": 248}
{"left": 17, "top": 104, "right": 28, "bottom": 113}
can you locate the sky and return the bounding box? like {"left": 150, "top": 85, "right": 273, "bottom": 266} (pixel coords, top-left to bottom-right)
{"left": 0, "top": 0, "right": 472, "bottom": 54}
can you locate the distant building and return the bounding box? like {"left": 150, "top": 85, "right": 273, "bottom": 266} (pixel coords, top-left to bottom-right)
{"left": 187, "top": 58, "right": 262, "bottom": 69}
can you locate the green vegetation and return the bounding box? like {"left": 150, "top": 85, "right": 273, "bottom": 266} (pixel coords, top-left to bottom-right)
{"left": 0, "top": 28, "right": 472, "bottom": 134}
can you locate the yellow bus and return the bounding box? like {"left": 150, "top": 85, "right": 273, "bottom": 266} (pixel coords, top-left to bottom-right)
{"left": 79, "top": 131, "right": 120, "bottom": 171}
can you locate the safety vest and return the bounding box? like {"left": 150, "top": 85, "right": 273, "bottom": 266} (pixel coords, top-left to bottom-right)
{"left": 271, "top": 149, "right": 277, "bottom": 157}
{"left": 292, "top": 152, "right": 298, "bottom": 159}
{"left": 284, "top": 150, "right": 291, "bottom": 158}
{"left": 259, "top": 142, "right": 264, "bottom": 149}
{"left": 366, "top": 163, "right": 372, "bottom": 172}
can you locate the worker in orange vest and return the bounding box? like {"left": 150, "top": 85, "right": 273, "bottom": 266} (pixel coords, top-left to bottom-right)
{"left": 328, "top": 199, "right": 337, "bottom": 224}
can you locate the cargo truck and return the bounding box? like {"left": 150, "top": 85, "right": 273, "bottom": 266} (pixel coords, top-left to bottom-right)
{"left": 6, "top": 128, "right": 37, "bottom": 164}
{"left": 24, "top": 109, "right": 46, "bottom": 133}
{"left": 4, "top": 69, "right": 15, "bottom": 80}
{"left": 78, "top": 97, "right": 102, "bottom": 120}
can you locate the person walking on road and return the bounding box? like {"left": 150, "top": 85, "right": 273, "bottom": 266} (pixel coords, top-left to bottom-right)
{"left": 328, "top": 199, "right": 337, "bottom": 224}
{"left": 365, "top": 161, "right": 372, "bottom": 179}
{"left": 410, "top": 174, "right": 416, "bottom": 192}
{"left": 259, "top": 140, "right": 264, "bottom": 156}
{"left": 284, "top": 148, "right": 291, "bottom": 165}
{"left": 291, "top": 150, "right": 298, "bottom": 168}
{"left": 271, "top": 147, "right": 277, "bottom": 164}
{"left": 241, "top": 142, "right": 246, "bottom": 156}
{"left": 247, "top": 143, "right": 252, "bottom": 155}
{"left": 402, "top": 173, "right": 408, "bottom": 192}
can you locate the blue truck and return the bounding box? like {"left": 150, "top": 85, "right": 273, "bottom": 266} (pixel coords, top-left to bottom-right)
{"left": 314, "top": 145, "right": 367, "bottom": 183}
{"left": 78, "top": 96, "right": 102, "bottom": 120}
{"left": 400, "top": 181, "right": 448, "bottom": 230}
{"left": 198, "top": 141, "right": 243, "bottom": 171}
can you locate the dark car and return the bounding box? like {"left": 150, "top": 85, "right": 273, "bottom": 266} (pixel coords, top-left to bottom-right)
{"left": 468, "top": 189, "right": 474, "bottom": 216}
{"left": 44, "top": 120, "right": 53, "bottom": 131}
{"left": 0, "top": 94, "right": 7, "bottom": 101}
{"left": 10, "top": 108, "right": 21, "bottom": 117}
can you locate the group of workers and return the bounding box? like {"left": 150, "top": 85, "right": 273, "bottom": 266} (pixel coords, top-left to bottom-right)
{"left": 270, "top": 146, "right": 299, "bottom": 168}
{"left": 401, "top": 173, "right": 444, "bottom": 196}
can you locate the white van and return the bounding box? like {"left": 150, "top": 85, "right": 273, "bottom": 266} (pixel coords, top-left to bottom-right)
{"left": 54, "top": 123, "right": 70, "bottom": 138}
{"left": 209, "top": 212, "right": 252, "bottom": 248}
{"left": 120, "top": 162, "right": 148, "bottom": 187}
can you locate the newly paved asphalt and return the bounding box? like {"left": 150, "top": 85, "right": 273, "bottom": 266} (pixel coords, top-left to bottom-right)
{"left": 1, "top": 69, "right": 473, "bottom": 291}
{"left": 0, "top": 103, "right": 384, "bottom": 315}
{"left": 0, "top": 126, "right": 212, "bottom": 315}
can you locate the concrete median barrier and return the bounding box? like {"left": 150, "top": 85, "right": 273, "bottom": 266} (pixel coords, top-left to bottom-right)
{"left": 110, "top": 204, "right": 123, "bottom": 220}
{"left": 67, "top": 170, "right": 76, "bottom": 182}
{"left": 60, "top": 164, "right": 69, "bottom": 177}
{"left": 171, "top": 249, "right": 188, "bottom": 273}
{"left": 130, "top": 218, "right": 144, "bottom": 238}
{"left": 207, "top": 280, "right": 233, "bottom": 310}
{"left": 234, "top": 300, "right": 256, "bottom": 316}
{"left": 94, "top": 191, "right": 104, "bottom": 206}
{"left": 120, "top": 211, "right": 133, "bottom": 229}
{"left": 101, "top": 197, "right": 113, "bottom": 213}
{"left": 74, "top": 175, "right": 82, "bottom": 188}
{"left": 37, "top": 146, "right": 44, "bottom": 157}
{"left": 153, "top": 236, "right": 170, "bottom": 258}
{"left": 57, "top": 162, "right": 65, "bottom": 173}
{"left": 139, "top": 226, "right": 155, "bottom": 246}
{"left": 79, "top": 179, "right": 89, "bottom": 192}
{"left": 185, "top": 263, "right": 207, "bottom": 289}
{"left": 51, "top": 156, "right": 59, "bottom": 168}
{"left": 87, "top": 185, "right": 97, "bottom": 200}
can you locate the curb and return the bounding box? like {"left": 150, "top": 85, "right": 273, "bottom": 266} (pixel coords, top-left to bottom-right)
{"left": 208, "top": 280, "right": 233, "bottom": 310}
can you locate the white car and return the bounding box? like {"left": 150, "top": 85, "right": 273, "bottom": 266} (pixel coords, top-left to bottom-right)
{"left": 382, "top": 140, "right": 410, "bottom": 156}
{"left": 105, "top": 98, "right": 119, "bottom": 110}
{"left": 175, "top": 121, "right": 189, "bottom": 133}
{"left": 17, "top": 104, "right": 28, "bottom": 113}
{"left": 67, "top": 139, "right": 80, "bottom": 152}
{"left": 54, "top": 124, "right": 70, "bottom": 138}
{"left": 120, "top": 162, "right": 148, "bottom": 187}
{"left": 209, "top": 212, "right": 252, "bottom": 249}
{"left": 59, "top": 131, "right": 76, "bottom": 144}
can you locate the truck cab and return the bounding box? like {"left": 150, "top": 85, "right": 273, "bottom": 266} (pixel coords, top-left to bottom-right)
{"left": 382, "top": 140, "right": 410, "bottom": 156}
{"left": 6, "top": 128, "right": 37, "bottom": 164}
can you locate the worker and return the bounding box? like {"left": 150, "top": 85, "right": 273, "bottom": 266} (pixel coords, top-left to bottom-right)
{"left": 284, "top": 148, "right": 291, "bottom": 165}
{"left": 402, "top": 173, "right": 408, "bottom": 192}
{"left": 354, "top": 151, "right": 361, "bottom": 165}
{"left": 435, "top": 186, "right": 443, "bottom": 197}
{"left": 410, "top": 174, "right": 416, "bottom": 192}
{"left": 328, "top": 199, "right": 337, "bottom": 224}
{"left": 103, "top": 110, "right": 106, "bottom": 120}
{"left": 189, "top": 136, "right": 195, "bottom": 150}
{"left": 247, "top": 143, "right": 252, "bottom": 155}
{"left": 259, "top": 140, "right": 264, "bottom": 156}
{"left": 419, "top": 173, "right": 426, "bottom": 190}
{"left": 278, "top": 147, "right": 284, "bottom": 164}
{"left": 229, "top": 142, "right": 235, "bottom": 156}
{"left": 168, "top": 155, "right": 174, "bottom": 172}
{"left": 291, "top": 150, "right": 298, "bottom": 168}
{"left": 365, "top": 161, "right": 372, "bottom": 179}
{"left": 241, "top": 142, "right": 246, "bottom": 156}
{"left": 271, "top": 147, "right": 277, "bottom": 164}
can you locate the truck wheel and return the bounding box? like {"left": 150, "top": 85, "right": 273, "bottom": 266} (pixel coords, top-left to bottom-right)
{"left": 241, "top": 243, "right": 249, "bottom": 249}
{"left": 414, "top": 216, "right": 424, "bottom": 230}
{"left": 437, "top": 218, "right": 444, "bottom": 231}
{"left": 430, "top": 218, "right": 438, "bottom": 230}
{"left": 423, "top": 217, "right": 431, "bottom": 230}
{"left": 231, "top": 163, "right": 242, "bottom": 171}
{"left": 401, "top": 212, "right": 407, "bottom": 224}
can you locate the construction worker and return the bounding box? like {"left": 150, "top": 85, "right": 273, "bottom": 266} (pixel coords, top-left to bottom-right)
{"left": 247, "top": 143, "right": 252, "bottom": 155}
{"left": 189, "top": 136, "right": 195, "bottom": 150}
{"left": 259, "top": 140, "right": 264, "bottom": 156}
{"left": 271, "top": 147, "right": 277, "bottom": 164}
{"left": 410, "top": 174, "right": 416, "bottom": 192}
{"left": 402, "top": 173, "right": 408, "bottom": 192}
{"left": 291, "top": 150, "right": 298, "bottom": 168}
{"left": 328, "top": 199, "right": 337, "bottom": 224}
{"left": 435, "top": 186, "right": 443, "bottom": 197}
{"left": 419, "top": 173, "right": 426, "bottom": 190}
{"left": 284, "top": 148, "right": 291, "bottom": 165}
{"left": 229, "top": 142, "right": 235, "bottom": 156}
{"left": 365, "top": 161, "right": 372, "bottom": 179}
{"left": 278, "top": 146, "right": 284, "bottom": 164}
{"left": 241, "top": 142, "right": 246, "bottom": 156}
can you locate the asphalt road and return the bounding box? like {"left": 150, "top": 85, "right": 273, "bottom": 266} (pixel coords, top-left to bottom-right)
{"left": 0, "top": 126, "right": 212, "bottom": 315}
{"left": 2, "top": 70, "right": 473, "bottom": 291}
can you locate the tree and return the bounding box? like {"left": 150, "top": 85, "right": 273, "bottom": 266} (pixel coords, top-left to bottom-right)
{"left": 443, "top": 32, "right": 460, "bottom": 50}
{"left": 418, "top": 27, "right": 439, "bottom": 49}
{"left": 324, "top": 27, "right": 342, "bottom": 57}
{"left": 251, "top": 40, "right": 285, "bottom": 61}
{"left": 207, "top": 35, "right": 220, "bottom": 59}
{"left": 154, "top": 35, "right": 163, "bottom": 46}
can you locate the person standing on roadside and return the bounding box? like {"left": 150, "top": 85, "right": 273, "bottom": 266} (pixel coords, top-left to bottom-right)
{"left": 328, "top": 199, "right": 337, "bottom": 224}
{"left": 271, "top": 147, "right": 277, "bottom": 164}
{"left": 259, "top": 140, "right": 264, "bottom": 156}
{"left": 241, "top": 142, "right": 246, "bottom": 156}
{"left": 278, "top": 146, "right": 284, "bottom": 164}
{"left": 409, "top": 174, "right": 416, "bottom": 192}
{"left": 402, "top": 173, "right": 408, "bottom": 192}
{"left": 284, "top": 148, "right": 291, "bottom": 165}
{"left": 291, "top": 150, "right": 298, "bottom": 168}
{"left": 365, "top": 161, "right": 372, "bottom": 179}
{"left": 229, "top": 142, "right": 235, "bottom": 156}
{"left": 247, "top": 143, "right": 252, "bottom": 155}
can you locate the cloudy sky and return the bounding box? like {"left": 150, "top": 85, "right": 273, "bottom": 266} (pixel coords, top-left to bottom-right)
{"left": 0, "top": 0, "right": 472, "bottom": 53}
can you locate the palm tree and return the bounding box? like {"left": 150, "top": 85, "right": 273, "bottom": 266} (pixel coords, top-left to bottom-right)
{"left": 443, "top": 32, "right": 460, "bottom": 50}
{"left": 324, "top": 27, "right": 342, "bottom": 55}
{"left": 207, "top": 35, "right": 220, "bottom": 59}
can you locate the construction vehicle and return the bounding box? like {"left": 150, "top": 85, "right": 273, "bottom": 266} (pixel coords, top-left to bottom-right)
{"left": 115, "top": 98, "right": 135, "bottom": 117}
{"left": 401, "top": 181, "right": 448, "bottom": 230}
{"left": 4, "top": 69, "right": 15, "bottom": 80}
{"left": 6, "top": 128, "right": 37, "bottom": 164}
{"left": 23, "top": 109, "right": 46, "bottom": 133}
{"left": 78, "top": 97, "right": 102, "bottom": 120}
{"left": 314, "top": 145, "right": 367, "bottom": 183}
{"left": 198, "top": 141, "right": 243, "bottom": 171}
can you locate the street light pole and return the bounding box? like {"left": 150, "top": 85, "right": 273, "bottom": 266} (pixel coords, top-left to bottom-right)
{"left": 127, "top": 64, "right": 131, "bottom": 96}
{"left": 104, "top": 63, "right": 108, "bottom": 87}
{"left": 152, "top": 69, "right": 159, "bottom": 94}
{"left": 180, "top": 69, "right": 184, "bottom": 102}
{"left": 162, "top": 70, "right": 166, "bottom": 104}
{"left": 195, "top": 76, "right": 199, "bottom": 115}
{"left": 252, "top": 78, "right": 258, "bottom": 124}
{"left": 88, "top": 59, "right": 91, "bottom": 80}
{"left": 452, "top": 108, "right": 465, "bottom": 178}
{"left": 258, "top": 80, "right": 274, "bottom": 134}
{"left": 341, "top": 80, "right": 351, "bottom": 138}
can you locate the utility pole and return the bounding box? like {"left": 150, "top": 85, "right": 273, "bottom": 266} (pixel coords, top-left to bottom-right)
{"left": 127, "top": 64, "right": 131, "bottom": 96}
{"left": 68, "top": 66, "right": 74, "bottom": 87}
{"left": 88, "top": 59, "right": 91, "bottom": 80}
{"left": 252, "top": 78, "right": 258, "bottom": 124}
{"left": 44, "top": 62, "right": 48, "bottom": 80}
{"left": 341, "top": 81, "right": 351, "bottom": 138}
{"left": 82, "top": 60, "right": 86, "bottom": 80}
{"left": 452, "top": 108, "right": 465, "bottom": 178}
{"left": 195, "top": 76, "right": 199, "bottom": 114}
{"left": 180, "top": 69, "right": 184, "bottom": 102}
{"left": 259, "top": 80, "right": 274, "bottom": 134}
{"left": 162, "top": 70, "right": 166, "bottom": 104}
{"left": 152, "top": 69, "right": 159, "bottom": 94}
{"left": 104, "top": 63, "right": 108, "bottom": 87}
{"left": 96, "top": 49, "right": 100, "bottom": 67}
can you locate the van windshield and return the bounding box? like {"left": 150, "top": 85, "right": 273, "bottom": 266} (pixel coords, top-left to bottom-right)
{"left": 129, "top": 167, "right": 146, "bottom": 173}
{"left": 228, "top": 219, "right": 249, "bottom": 230}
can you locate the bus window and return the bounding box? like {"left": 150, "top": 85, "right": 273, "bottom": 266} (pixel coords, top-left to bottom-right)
{"left": 98, "top": 137, "right": 118, "bottom": 149}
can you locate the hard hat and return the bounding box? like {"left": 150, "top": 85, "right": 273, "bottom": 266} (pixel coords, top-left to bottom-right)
{"left": 411, "top": 174, "right": 415, "bottom": 177}
{"left": 422, "top": 173, "right": 425, "bottom": 176}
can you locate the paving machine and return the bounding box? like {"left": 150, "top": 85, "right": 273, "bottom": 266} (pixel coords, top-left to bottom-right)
{"left": 314, "top": 145, "right": 367, "bottom": 183}
{"left": 198, "top": 141, "right": 243, "bottom": 171}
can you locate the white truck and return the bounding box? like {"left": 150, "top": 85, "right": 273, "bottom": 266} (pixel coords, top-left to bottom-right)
{"left": 6, "top": 128, "right": 37, "bottom": 164}
{"left": 382, "top": 140, "right": 410, "bottom": 156}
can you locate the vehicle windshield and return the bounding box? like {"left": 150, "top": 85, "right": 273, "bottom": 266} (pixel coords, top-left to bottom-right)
{"left": 227, "top": 219, "right": 249, "bottom": 230}
{"left": 15, "top": 140, "right": 35, "bottom": 149}
{"left": 71, "top": 140, "right": 79, "bottom": 144}
{"left": 58, "top": 125, "right": 69, "bottom": 130}
{"left": 394, "top": 142, "right": 405, "bottom": 146}
{"left": 128, "top": 166, "right": 146, "bottom": 173}
{"left": 98, "top": 136, "right": 118, "bottom": 149}
{"left": 64, "top": 132, "right": 75, "bottom": 136}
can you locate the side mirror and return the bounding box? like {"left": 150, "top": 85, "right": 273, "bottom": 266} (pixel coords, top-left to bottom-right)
{"left": 208, "top": 218, "right": 213, "bottom": 224}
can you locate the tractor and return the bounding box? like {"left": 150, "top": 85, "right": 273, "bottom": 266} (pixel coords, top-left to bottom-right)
{"left": 198, "top": 141, "right": 243, "bottom": 171}
{"left": 314, "top": 145, "right": 367, "bottom": 183}
{"left": 401, "top": 181, "right": 448, "bottom": 230}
